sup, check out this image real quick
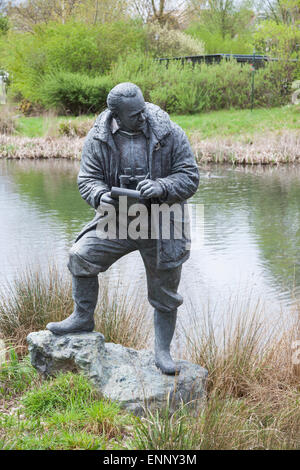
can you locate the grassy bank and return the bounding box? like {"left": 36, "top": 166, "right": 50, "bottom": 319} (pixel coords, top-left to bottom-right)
{"left": 0, "top": 106, "right": 300, "bottom": 165}
{"left": 13, "top": 105, "right": 300, "bottom": 140}
{"left": 1, "top": 265, "right": 300, "bottom": 450}
{"left": 0, "top": 105, "right": 299, "bottom": 164}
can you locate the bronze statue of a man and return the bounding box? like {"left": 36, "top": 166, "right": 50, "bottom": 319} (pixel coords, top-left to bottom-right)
{"left": 47, "top": 82, "right": 199, "bottom": 375}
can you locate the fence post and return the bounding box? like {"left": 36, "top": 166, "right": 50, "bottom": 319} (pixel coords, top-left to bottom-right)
{"left": 251, "top": 49, "right": 256, "bottom": 111}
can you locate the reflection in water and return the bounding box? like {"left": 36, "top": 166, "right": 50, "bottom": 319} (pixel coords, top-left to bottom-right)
{"left": 0, "top": 160, "right": 300, "bottom": 325}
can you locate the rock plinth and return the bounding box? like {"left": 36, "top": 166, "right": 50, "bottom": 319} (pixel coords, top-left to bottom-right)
{"left": 27, "top": 330, "right": 208, "bottom": 416}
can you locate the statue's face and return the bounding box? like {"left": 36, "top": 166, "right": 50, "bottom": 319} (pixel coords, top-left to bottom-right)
{"left": 116, "top": 91, "right": 146, "bottom": 132}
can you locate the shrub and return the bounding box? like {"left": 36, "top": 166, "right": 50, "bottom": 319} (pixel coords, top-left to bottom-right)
{"left": 254, "top": 60, "right": 297, "bottom": 107}
{"left": 39, "top": 72, "right": 113, "bottom": 115}
{"left": 111, "top": 54, "right": 297, "bottom": 114}
{"left": 186, "top": 23, "right": 254, "bottom": 55}
{"left": 0, "top": 15, "right": 9, "bottom": 36}
{"left": 146, "top": 22, "right": 204, "bottom": 57}
{"left": 2, "top": 20, "right": 146, "bottom": 103}
{"left": 253, "top": 20, "right": 300, "bottom": 58}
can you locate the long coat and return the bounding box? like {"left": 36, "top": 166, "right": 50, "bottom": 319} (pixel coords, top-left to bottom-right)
{"left": 76, "top": 102, "right": 200, "bottom": 270}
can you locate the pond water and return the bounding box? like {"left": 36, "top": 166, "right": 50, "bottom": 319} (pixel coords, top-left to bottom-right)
{"left": 1, "top": 159, "right": 300, "bottom": 327}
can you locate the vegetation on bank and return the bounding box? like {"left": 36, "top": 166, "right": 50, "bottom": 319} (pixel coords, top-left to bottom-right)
{"left": 1, "top": 2, "right": 299, "bottom": 116}
{"left": 0, "top": 265, "right": 300, "bottom": 450}
{"left": 3, "top": 56, "right": 296, "bottom": 116}
{"left": 0, "top": 105, "right": 299, "bottom": 165}
{"left": 10, "top": 105, "right": 299, "bottom": 140}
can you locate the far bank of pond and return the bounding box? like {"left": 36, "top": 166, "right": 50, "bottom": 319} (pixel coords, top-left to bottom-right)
{"left": 1, "top": 128, "right": 300, "bottom": 164}
{"left": 1, "top": 159, "right": 300, "bottom": 330}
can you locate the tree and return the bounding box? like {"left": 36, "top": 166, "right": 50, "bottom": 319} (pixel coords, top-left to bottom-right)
{"left": 6, "top": 0, "right": 83, "bottom": 31}
{"left": 188, "top": 0, "right": 255, "bottom": 39}
{"left": 254, "top": 1, "right": 300, "bottom": 56}
{"left": 76, "top": 0, "right": 130, "bottom": 24}
{"left": 6, "top": 0, "right": 130, "bottom": 31}
{"left": 257, "top": 0, "right": 300, "bottom": 24}
{"left": 130, "top": 0, "right": 187, "bottom": 27}
{"left": 185, "top": 1, "right": 255, "bottom": 53}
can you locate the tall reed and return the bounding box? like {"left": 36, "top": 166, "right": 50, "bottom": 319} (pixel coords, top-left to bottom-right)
{"left": 0, "top": 265, "right": 150, "bottom": 356}
{"left": 0, "top": 265, "right": 73, "bottom": 355}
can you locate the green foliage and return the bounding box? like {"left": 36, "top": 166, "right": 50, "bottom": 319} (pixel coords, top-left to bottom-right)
{"left": 186, "top": 1, "right": 255, "bottom": 54}
{"left": 22, "top": 372, "right": 100, "bottom": 417}
{"left": 3, "top": 20, "right": 146, "bottom": 102}
{"left": 171, "top": 106, "right": 300, "bottom": 138}
{"left": 130, "top": 399, "right": 195, "bottom": 450}
{"left": 0, "top": 350, "right": 39, "bottom": 398}
{"left": 146, "top": 22, "right": 204, "bottom": 57}
{"left": 1, "top": 371, "right": 131, "bottom": 450}
{"left": 186, "top": 23, "right": 254, "bottom": 54}
{"left": 31, "top": 54, "right": 297, "bottom": 115}
{"left": 0, "top": 15, "right": 9, "bottom": 36}
{"left": 39, "top": 72, "right": 113, "bottom": 114}
{"left": 111, "top": 54, "right": 296, "bottom": 114}
{"left": 254, "top": 60, "right": 296, "bottom": 107}
{"left": 253, "top": 19, "right": 300, "bottom": 57}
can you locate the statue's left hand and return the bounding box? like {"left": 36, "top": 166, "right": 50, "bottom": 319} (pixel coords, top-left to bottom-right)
{"left": 137, "top": 179, "right": 163, "bottom": 199}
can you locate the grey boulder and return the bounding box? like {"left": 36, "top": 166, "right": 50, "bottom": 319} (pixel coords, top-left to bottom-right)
{"left": 27, "top": 330, "right": 208, "bottom": 416}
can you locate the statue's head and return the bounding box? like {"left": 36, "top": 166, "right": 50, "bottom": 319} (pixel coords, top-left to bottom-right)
{"left": 107, "top": 82, "right": 146, "bottom": 133}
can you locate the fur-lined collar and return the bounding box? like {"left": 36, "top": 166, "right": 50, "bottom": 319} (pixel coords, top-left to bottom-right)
{"left": 93, "top": 102, "right": 171, "bottom": 143}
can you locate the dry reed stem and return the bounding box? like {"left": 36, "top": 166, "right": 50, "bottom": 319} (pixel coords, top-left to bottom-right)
{"left": 1, "top": 129, "right": 300, "bottom": 165}
{"left": 191, "top": 130, "right": 300, "bottom": 165}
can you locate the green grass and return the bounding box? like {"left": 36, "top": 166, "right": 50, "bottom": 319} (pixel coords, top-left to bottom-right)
{"left": 172, "top": 105, "right": 300, "bottom": 139}
{"left": 2, "top": 363, "right": 299, "bottom": 450}
{"left": 13, "top": 106, "right": 300, "bottom": 140}
{"left": 15, "top": 115, "right": 95, "bottom": 138}
{"left": 0, "top": 370, "right": 133, "bottom": 450}
{"left": 0, "top": 349, "right": 40, "bottom": 399}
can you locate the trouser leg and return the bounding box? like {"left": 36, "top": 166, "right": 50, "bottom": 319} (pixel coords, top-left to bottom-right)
{"left": 47, "top": 230, "right": 135, "bottom": 335}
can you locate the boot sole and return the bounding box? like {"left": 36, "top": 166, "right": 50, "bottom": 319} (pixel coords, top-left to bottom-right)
{"left": 155, "top": 361, "right": 181, "bottom": 376}
{"left": 46, "top": 325, "right": 94, "bottom": 336}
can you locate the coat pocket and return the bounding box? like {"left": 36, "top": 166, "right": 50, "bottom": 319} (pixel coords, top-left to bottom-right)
{"left": 158, "top": 208, "right": 190, "bottom": 264}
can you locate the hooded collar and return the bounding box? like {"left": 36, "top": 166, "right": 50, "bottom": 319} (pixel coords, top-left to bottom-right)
{"left": 110, "top": 117, "right": 150, "bottom": 139}
{"left": 93, "top": 102, "right": 171, "bottom": 144}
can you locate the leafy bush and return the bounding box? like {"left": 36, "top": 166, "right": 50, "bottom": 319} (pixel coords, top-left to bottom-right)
{"left": 39, "top": 72, "right": 113, "bottom": 114}
{"left": 111, "top": 54, "right": 297, "bottom": 114}
{"left": 2, "top": 20, "right": 146, "bottom": 102}
{"left": 39, "top": 55, "right": 297, "bottom": 115}
{"left": 0, "top": 15, "right": 9, "bottom": 36}
{"left": 186, "top": 23, "right": 254, "bottom": 55}
{"left": 253, "top": 20, "right": 300, "bottom": 58}
{"left": 146, "top": 22, "right": 204, "bottom": 57}
{"left": 254, "top": 60, "right": 296, "bottom": 107}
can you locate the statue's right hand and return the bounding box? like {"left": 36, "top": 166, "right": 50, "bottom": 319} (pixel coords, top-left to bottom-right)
{"left": 100, "top": 191, "right": 118, "bottom": 208}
